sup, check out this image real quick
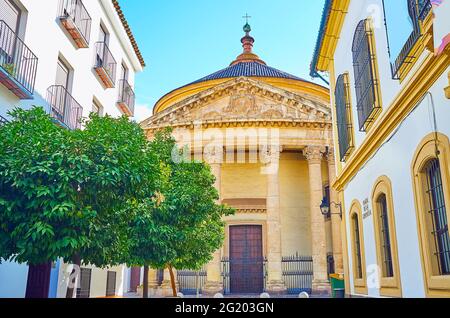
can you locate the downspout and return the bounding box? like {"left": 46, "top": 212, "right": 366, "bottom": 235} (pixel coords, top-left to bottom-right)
{"left": 311, "top": 70, "right": 330, "bottom": 86}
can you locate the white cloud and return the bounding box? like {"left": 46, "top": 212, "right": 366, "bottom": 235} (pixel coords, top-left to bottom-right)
{"left": 133, "top": 103, "right": 153, "bottom": 123}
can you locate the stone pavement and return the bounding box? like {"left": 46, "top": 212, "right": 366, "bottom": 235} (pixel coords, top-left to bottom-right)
{"left": 123, "top": 292, "right": 331, "bottom": 299}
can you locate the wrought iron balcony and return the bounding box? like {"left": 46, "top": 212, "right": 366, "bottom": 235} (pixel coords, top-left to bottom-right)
{"left": 94, "top": 42, "right": 117, "bottom": 88}
{"left": 46, "top": 85, "right": 83, "bottom": 130}
{"left": 418, "top": 0, "right": 432, "bottom": 21}
{"left": 390, "top": 0, "right": 429, "bottom": 80}
{"left": 58, "top": 0, "right": 92, "bottom": 48}
{"left": 117, "top": 79, "right": 135, "bottom": 117}
{"left": 390, "top": 27, "right": 421, "bottom": 80}
{"left": 0, "top": 20, "right": 38, "bottom": 99}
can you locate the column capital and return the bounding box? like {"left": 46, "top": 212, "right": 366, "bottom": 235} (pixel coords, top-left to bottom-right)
{"left": 303, "top": 145, "right": 326, "bottom": 163}
{"left": 204, "top": 145, "right": 224, "bottom": 165}
{"left": 260, "top": 144, "right": 283, "bottom": 165}
{"left": 326, "top": 146, "right": 336, "bottom": 163}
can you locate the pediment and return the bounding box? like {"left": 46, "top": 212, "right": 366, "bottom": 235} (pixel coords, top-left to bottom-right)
{"left": 141, "top": 77, "right": 331, "bottom": 129}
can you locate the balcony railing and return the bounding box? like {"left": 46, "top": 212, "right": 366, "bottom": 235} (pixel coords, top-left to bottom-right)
{"left": 94, "top": 42, "right": 117, "bottom": 88}
{"left": 46, "top": 85, "right": 83, "bottom": 130}
{"left": 390, "top": 27, "right": 422, "bottom": 79}
{"left": 0, "top": 20, "right": 38, "bottom": 99}
{"left": 117, "top": 79, "right": 135, "bottom": 117}
{"left": 58, "top": 0, "right": 92, "bottom": 48}
{"left": 390, "top": 0, "right": 425, "bottom": 80}
{"left": 418, "top": 0, "right": 432, "bottom": 21}
{"left": 0, "top": 115, "right": 8, "bottom": 126}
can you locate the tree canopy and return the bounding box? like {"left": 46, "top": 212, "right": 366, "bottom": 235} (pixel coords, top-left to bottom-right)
{"left": 0, "top": 107, "right": 160, "bottom": 268}
{"left": 127, "top": 129, "right": 235, "bottom": 296}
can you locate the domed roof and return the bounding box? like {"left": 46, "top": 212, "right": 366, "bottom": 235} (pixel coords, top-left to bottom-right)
{"left": 152, "top": 22, "right": 323, "bottom": 114}
{"left": 190, "top": 61, "right": 305, "bottom": 85}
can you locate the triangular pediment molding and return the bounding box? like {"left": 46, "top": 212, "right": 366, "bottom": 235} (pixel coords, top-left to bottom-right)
{"left": 141, "top": 77, "right": 331, "bottom": 129}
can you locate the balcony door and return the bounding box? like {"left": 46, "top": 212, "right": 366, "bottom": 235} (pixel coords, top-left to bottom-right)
{"left": 52, "top": 59, "right": 71, "bottom": 122}
{"left": 0, "top": 0, "right": 20, "bottom": 33}
{"left": 120, "top": 63, "right": 128, "bottom": 81}
{"left": 0, "top": 0, "right": 21, "bottom": 64}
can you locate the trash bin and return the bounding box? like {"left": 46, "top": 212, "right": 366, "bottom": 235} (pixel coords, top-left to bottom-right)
{"left": 329, "top": 274, "right": 345, "bottom": 298}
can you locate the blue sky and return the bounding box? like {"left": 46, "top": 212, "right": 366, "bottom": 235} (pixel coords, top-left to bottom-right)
{"left": 120, "top": 0, "right": 326, "bottom": 121}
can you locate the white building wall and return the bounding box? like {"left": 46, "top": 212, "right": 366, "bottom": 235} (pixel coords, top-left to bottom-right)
{"left": 56, "top": 263, "right": 126, "bottom": 298}
{"left": 0, "top": 0, "right": 143, "bottom": 298}
{"left": 332, "top": 0, "right": 450, "bottom": 297}
{"left": 0, "top": 0, "right": 141, "bottom": 119}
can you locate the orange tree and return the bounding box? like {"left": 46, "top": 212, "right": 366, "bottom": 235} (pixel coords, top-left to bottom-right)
{"left": 0, "top": 108, "right": 160, "bottom": 298}
{"left": 127, "top": 130, "right": 234, "bottom": 298}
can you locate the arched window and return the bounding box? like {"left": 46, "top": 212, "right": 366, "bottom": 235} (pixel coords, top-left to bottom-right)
{"left": 372, "top": 176, "right": 402, "bottom": 297}
{"left": 423, "top": 159, "right": 450, "bottom": 274}
{"left": 352, "top": 213, "right": 363, "bottom": 279}
{"left": 412, "top": 133, "right": 450, "bottom": 297}
{"left": 350, "top": 200, "right": 367, "bottom": 294}
{"left": 335, "top": 73, "right": 354, "bottom": 162}
{"left": 352, "top": 19, "right": 382, "bottom": 132}
{"left": 377, "top": 194, "right": 393, "bottom": 277}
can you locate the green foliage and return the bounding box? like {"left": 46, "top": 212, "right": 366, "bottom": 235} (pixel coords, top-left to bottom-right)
{"left": 2, "top": 63, "right": 16, "bottom": 77}
{"left": 0, "top": 107, "right": 92, "bottom": 264}
{"left": 0, "top": 108, "right": 233, "bottom": 277}
{"left": 0, "top": 108, "right": 159, "bottom": 267}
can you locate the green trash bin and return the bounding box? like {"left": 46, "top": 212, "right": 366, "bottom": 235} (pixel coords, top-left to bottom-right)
{"left": 330, "top": 274, "right": 345, "bottom": 298}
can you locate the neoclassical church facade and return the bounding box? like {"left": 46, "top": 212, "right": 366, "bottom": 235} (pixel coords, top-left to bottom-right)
{"left": 140, "top": 23, "right": 342, "bottom": 296}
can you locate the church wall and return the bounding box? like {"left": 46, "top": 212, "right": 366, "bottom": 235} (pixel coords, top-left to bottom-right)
{"left": 221, "top": 163, "right": 267, "bottom": 199}
{"left": 279, "top": 153, "right": 312, "bottom": 256}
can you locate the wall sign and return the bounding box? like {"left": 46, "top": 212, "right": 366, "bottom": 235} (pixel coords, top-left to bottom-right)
{"left": 363, "top": 198, "right": 372, "bottom": 219}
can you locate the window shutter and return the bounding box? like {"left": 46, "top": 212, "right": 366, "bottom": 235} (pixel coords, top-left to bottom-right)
{"left": 0, "top": 0, "right": 20, "bottom": 33}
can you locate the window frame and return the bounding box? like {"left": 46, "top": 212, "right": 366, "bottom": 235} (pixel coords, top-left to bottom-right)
{"left": 371, "top": 176, "right": 402, "bottom": 297}
{"left": 335, "top": 72, "right": 355, "bottom": 162}
{"left": 92, "top": 98, "right": 103, "bottom": 116}
{"left": 351, "top": 18, "right": 382, "bottom": 133}
{"left": 412, "top": 132, "right": 450, "bottom": 297}
{"left": 349, "top": 200, "right": 367, "bottom": 295}
{"left": 0, "top": 0, "right": 21, "bottom": 35}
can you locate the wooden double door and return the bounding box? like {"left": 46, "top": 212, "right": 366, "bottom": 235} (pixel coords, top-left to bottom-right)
{"left": 229, "top": 225, "right": 264, "bottom": 294}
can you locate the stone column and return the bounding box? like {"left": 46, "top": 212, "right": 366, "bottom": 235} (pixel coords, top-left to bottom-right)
{"left": 138, "top": 268, "right": 161, "bottom": 297}
{"left": 264, "top": 146, "right": 287, "bottom": 294}
{"left": 203, "top": 148, "right": 224, "bottom": 295}
{"left": 327, "top": 147, "right": 344, "bottom": 274}
{"left": 160, "top": 267, "right": 179, "bottom": 297}
{"left": 304, "top": 146, "right": 331, "bottom": 295}
{"left": 146, "top": 268, "right": 160, "bottom": 297}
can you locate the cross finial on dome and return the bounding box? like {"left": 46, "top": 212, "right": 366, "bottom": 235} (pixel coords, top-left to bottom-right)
{"left": 242, "top": 14, "right": 252, "bottom": 34}
{"left": 243, "top": 13, "right": 252, "bottom": 33}
{"left": 230, "top": 16, "right": 266, "bottom": 66}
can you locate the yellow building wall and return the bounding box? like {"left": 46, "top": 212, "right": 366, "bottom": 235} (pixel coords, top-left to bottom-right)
{"left": 279, "top": 153, "right": 312, "bottom": 256}
{"left": 220, "top": 153, "right": 333, "bottom": 258}
{"left": 221, "top": 162, "right": 267, "bottom": 199}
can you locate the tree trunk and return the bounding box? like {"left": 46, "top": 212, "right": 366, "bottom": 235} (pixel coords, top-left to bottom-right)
{"left": 65, "top": 254, "right": 81, "bottom": 298}
{"left": 143, "top": 266, "right": 149, "bottom": 299}
{"left": 168, "top": 264, "right": 177, "bottom": 297}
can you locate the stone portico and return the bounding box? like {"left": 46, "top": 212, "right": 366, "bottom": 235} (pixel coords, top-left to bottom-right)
{"left": 140, "top": 23, "right": 343, "bottom": 296}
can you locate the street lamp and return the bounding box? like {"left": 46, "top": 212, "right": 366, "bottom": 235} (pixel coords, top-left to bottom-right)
{"left": 320, "top": 198, "right": 343, "bottom": 219}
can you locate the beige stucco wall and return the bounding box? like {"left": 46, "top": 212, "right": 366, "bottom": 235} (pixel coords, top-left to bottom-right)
{"left": 279, "top": 153, "right": 312, "bottom": 256}
{"left": 220, "top": 152, "right": 328, "bottom": 258}
{"left": 222, "top": 162, "right": 267, "bottom": 199}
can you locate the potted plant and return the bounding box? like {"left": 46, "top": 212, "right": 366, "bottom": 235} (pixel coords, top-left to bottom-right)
{"left": 2, "top": 63, "right": 16, "bottom": 77}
